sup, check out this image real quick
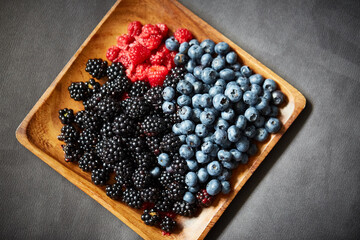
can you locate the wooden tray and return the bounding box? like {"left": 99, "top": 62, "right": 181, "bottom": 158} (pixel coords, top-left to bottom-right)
{"left": 16, "top": 0, "right": 306, "bottom": 239}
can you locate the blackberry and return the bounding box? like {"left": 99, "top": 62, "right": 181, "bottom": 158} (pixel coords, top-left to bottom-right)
{"left": 106, "top": 62, "right": 125, "bottom": 81}
{"left": 155, "top": 195, "right": 173, "bottom": 212}
{"left": 122, "top": 188, "right": 143, "bottom": 209}
{"left": 96, "top": 137, "right": 125, "bottom": 164}
{"left": 128, "top": 80, "right": 150, "bottom": 98}
{"left": 83, "top": 92, "right": 103, "bottom": 111}
{"left": 85, "top": 58, "right": 108, "bottom": 79}
{"left": 57, "top": 125, "right": 79, "bottom": 143}
{"left": 145, "top": 136, "right": 161, "bottom": 155}
{"left": 62, "top": 142, "right": 82, "bottom": 162}
{"left": 100, "top": 121, "right": 114, "bottom": 139}
{"left": 102, "top": 75, "right": 130, "bottom": 99}
{"left": 95, "top": 96, "right": 120, "bottom": 121}
{"left": 115, "top": 158, "right": 134, "bottom": 179}
{"left": 160, "top": 133, "right": 182, "bottom": 153}
{"left": 120, "top": 97, "right": 130, "bottom": 110}
{"left": 141, "top": 115, "right": 166, "bottom": 136}
{"left": 124, "top": 97, "right": 150, "bottom": 119}
{"left": 125, "top": 136, "right": 146, "bottom": 153}
{"left": 78, "top": 129, "right": 98, "bottom": 151}
{"left": 144, "top": 86, "right": 163, "bottom": 110}
{"left": 165, "top": 182, "right": 186, "bottom": 201}
{"left": 140, "top": 187, "right": 160, "bottom": 203}
{"left": 196, "top": 189, "right": 214, "bottom": 208}
{"left": 173, "top": 173, "right": 185, "bottom": 185}
{"left": 112, "top": 114, "right": 135, "bottom": 136}
{"left": 172, "top": 200, "right": 198, "bottom": 217}
{"left": 75, "top": 110, "right": 101, "bottom": 132}
{"left": 159, "top": 171, "right": 173, "bottom": 187}
{"left": 141, "top": 209, "right": 160, "bottom": 226}
{"left": 91, "top": 168, "right": 109, "bottom": 185}
{"left": 78, "top": 151, "right": 100, "bottom": 171}
{"left": 106, "top": 183, "right": 123, "bottom": 200}
{"left": 163, "top": 66, "right": 186, "bottom": 89}
{"left": 59, "top": 108, "right": 74, "bottom": 124}
{"left": 163, "top": 111, "right": 181, "bottom": 124}
{"left": 115, "top": 175, "right": 133, "bottom": 188}
{"left": 132, "top": 168, "right": 152, "bottom": 190}
{"left": 134, "top": 152, "right": 156, "bottom": 169}
{"left": 86, "top": 78, "right": 101, "bottom": 95}
{"left": 160, "top": 216, "right": 176, "bottom": 233}
{"left": 68, "top": 82, "right": 90, "bottom": 101}
{"left": 170, "top": 153, "right": 188, "bottom": 175}
{"left": 102, "top": 162, "right": 116, "bottom": 173}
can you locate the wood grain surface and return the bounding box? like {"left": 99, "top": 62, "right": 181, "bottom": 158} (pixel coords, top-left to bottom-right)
{"left": 16, "top": 0, "right": 306, "bottom": 239}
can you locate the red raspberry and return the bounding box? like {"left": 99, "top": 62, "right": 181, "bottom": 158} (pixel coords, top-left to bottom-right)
{"left": 115, "top": 51, "right": 131, "bottom": 68}
{"left": 164, "top": 51, "right": 176, "bottom": 70}
{"left": 157, "top": 43, "right": 170, "bottom": 54}
{"left": 127, "top": 21, "right": 142, "bottom": 37}
{"left": 106, "top": 46, "right": 120, "bottom": 62}
{"left": 141, "top": 24, "right": 161, "bottom": 37}
{"left": 174, "top": 28, "right": 193, "bottom": 43}
{"left": 136, "top": 34, "right": 163, "bottom": 50}
{"left": 117, "top": 34, "right": 134, "bottom": 50}
{"left": 127, "top": 43, "right": 151, "bottom": 65}
{"left": 147, "top": 65, "right": 168, "bottom": 87}
{"left": 149, "top": 52, "right": 164, "bottom": 66}
{"left": 156, "top": 23, "right": 168, "bottom": 37}
{"left": 126, "top": 67, "right": 137, "bottom": 82}
{"left": 135, "top": 63, "right": 150, "bottom": 81}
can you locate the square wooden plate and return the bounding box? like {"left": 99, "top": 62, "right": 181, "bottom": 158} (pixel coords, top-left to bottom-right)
{"left": 16, "top": 0, "right": 306, "bottom": 239}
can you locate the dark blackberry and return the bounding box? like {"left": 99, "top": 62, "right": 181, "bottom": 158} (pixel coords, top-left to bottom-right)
{"left": 132, "top": 168, "right": 152, "bottom": 190}
{"left": 102, "top": 162, "right": 116, "bottom": 173}
{"left": 91, "top": 168, "right": 109, "bottom": 185}
{"left": 106, "top": 183, "right": 123, "bottom": 200}
{"left": 115, "top": 175, "right": 133, "bottom": 188}
{"left": 78, "top": 129, "right": 98, "bottom": 151}
{"left": 68, "top": 82, "right": 90, "bottom": 101}
{"left": 86, "top": 78, "right": 101, "bottom": 95}
{"left": 160, "top": 216, "right": 176, "bottom": 233}
{"left": 78, "top": 151, "right": 100, "bottom": 171}
{"left": 165, "top": 182, "right": 186, "bottom": 201}
{"left": 141, "top": 115, "right": 166, "bottom": 136}
{"left": 170, "top": 153, "right": 188, "bottom": 175}
{"left": 145, "top": 136, "right": 161, "bottom": 155}
{"left": 196, "top": 189, "right": 214, "bottom": 208}
{"left": 120, "top": 98, "right": 130, "bottom": 110}
{"left": 96, "top": 137, "right": 125, "bottom": 164}
{"left": 160, "top": 132, "right": 182, "bottom": 153}
{"left": 155, "top": 195, "right": 173, "bottom": 212}
{"left": 122, "top": 188, "right": 143, "bottom": 209}
{"left": 112, "top": 114, "right": 135, "bottom": 136}
{"left": 125, "top": 136, "right": 146, "bottom": 153}
{"left": 95, "top": 96, "right": 120, "bottom": 121}
{"left": 106, "top": 62, "right": 125, "bottom": 81}
{"left": 163, "top": 66, "right": 186, "bottom": 89}
{"left": 159, "top": 171, "right": 173, "bottom": 187}
{"left": 141, "top": 209, "right": 160, "bottom": 226}
{"left": 100, "top": 121, "right": 114, "bottom": 139}
{"left": 83, "top": 92, "right": 103, "bottom": 111}
{"left": 144, "top": 86, "right": 164, "bottom": 110}
{"left": 115, "top": 158, "right": 134, "bottom": 179}
{"left": 59, "top": 108, "right": 75, "bottom": 124}
{"left": 101, "top": 76, "right": 130, "bottom": 99}
{"left": 124, "top": 97, "right": 150, "bottom": 119}
{"left": 173, "top": 173, "right": 185, "bottom": 185}
{"left": 140, "top": 187, "right": 160, "bottom": 203}
{"left": 172, "top": 200, "right": 198, "bottom": 217}
{"left": 57, "top": 124, "right": 79, "bottom": 143}
{"left": 74, "top": 110, "right": 102, "bottom": 132}
{"left": 134, "top": 152, "right": 156, "bottom": 169}
{"left": 85, "top": 58, "right": 108, "bottom": 79}
{"left": 62, "top": 142, "right": 82, "bottom": 162}
{"left": 128, "top": 80, "right": 150, "bottom": 98}
{"left": 163, "top": 111, "right": 181, "bottom": 124}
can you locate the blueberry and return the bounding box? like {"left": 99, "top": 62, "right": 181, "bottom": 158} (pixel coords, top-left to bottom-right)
{"left": 192, "top": 81, "right": 204, "bottom": 94}
{"left": 179, "top": 42, "right": 190, "bottom": 54}
{"left": 249, "top": 74, "right": 264, "bottom": 85}
{"left": 185, "top": 172, "right": 198, "bottom": 187}
{"left": 188, "top": 185, "right": 200, "bottom": 193}
{"left": 200, "top": 110, "right": 216, "bottom": 126}
{"left": 179, "top": 144, "right": 194, "bottom": 159}
{"left": 262, "top": 90, "right": 272, "bottom": 102}
{"left": 200, "top": 94, "right": 212, "bottom": 108}
{"left": 251, "top": 84, "right": 262, "bottom": 95}
{"left": 220, "top": 139, "right": 232, "bottom": 149}
{"left": 244, "top": 107, "right": 259, "bottom": 122}
{"left": 225, "top": 84, "right": 242, "bottom": 103}
{"left": 179, "top": 106, "right": 193, "bottom": 120}
{"left": 215, "top": 118, "right": 230, "bottom": 131}
{"left": 235, "top": 115, "right": 247, "bottom": 130}
{"left": 197, "top": 167, "right": 209, "bottom": 183}
{"left": 202, "top": 84, "right": 210, "bottom": 93}
{"left": 193, "top": 66, "right": 203, "bottom": 79}
{"left": 227, "top": 125, "right": 241, "bottom": 142}
{"left": 203, "top": 134, "right": 214, "bottom": 143}
{"left": 210, "top": 143, "right": 220, "bottom": 157}
{"left": 177, "top": 80, "right": 194, "bottom": 95}
{"left": 270, "top": 105, "right": 279, "bottom": 117}
{"left": 189, "top": 39, "right": 200, "bottom": 46}
{"left": 218, "top": 168, "right": 232, "bottom": 181}
{"left": 213, "top": 94, "right": 230, "bottom": 111}
{"left": 201, "top": 53, "right": 213, "bottom": 67}
{"left": 207, "top": 161, "right": 223, "bottom": 176}
{"left": 215, "top": 79, "right": 226, "bottom": 88}
{"left": 215, "top": 42, "right": 230, "bottom": 55}
{"left": 243, "top": 91, "right": 259, "bottom": 106}
{"left": 239, "top": 153, "right": 249, "bottom": 164}
{"left": 265, "top": 117, "right": 281, "bottom": 133}
{"left": 188, "top": 45, "right": 204, "bottom": 60}
{"left": 162, "top": 101, "right": 176, "bottom": 113}
{"left": 240, "top": 65, "right": 252, "bottom": 77}
{"left": 165, "top": 37, "right": 180, "bottom": 51}
{"left": 185, "top": 59, "right": 196, "bottom": 72}
{"left": 200, "top": 39, "right": 215, "bottom": 54}
{"left": 209, "top": 86, "right": 224, "bottom": 97}
{"left": 222, "top": 160, "right": 239, "bottom": 170}
{"left": 192, "top": 108, "right": 202, "bottom": 123}
{"left": 158, "top": 153, "right": 171, "bottom": 167}
{"left": 247, "top": 143, "right": 258, "bottom": 156}
{"left": 233, "top": 101, "right": 247, "bottom": 114}
{"left": 263, "top": 78, "right": 277, "bottom": 92}
{"left": 221, "top": 181, "right": 231, "bottom": 194}
{"left": 213, "top": 129, "right": 228, "bottom": 145}
{"left": 162, "top": 87, "right": 176, "bottom": 101}
{"left": 226, "top": 51, "right": 237, "bottom": 64}
{"left": 217, "top": 149, "right": 232, "bottom": 162}
{"left": 174, "top": 53, "right": 189, "bottom": 66}
{"left": 201, "top": 67, "right": 217, "bottom": 84}
{"left": 236, "top": 76, "right": 250, "bottom": 87}
{"left": 244, "top": 125, "right": 256, "bottom": 138}
{"left": 172, "top": 123, "right": 182, "bottom": 135}
{"left": 236, "top": 136, "right": 250, "bottom": 152}
{"left": 254, "top": 116, "right": 265, "bottom": 128}
{"left": 231, "top": 63, "right": 241, "bottom": 72}
{"left": 179, "top": 134, "right": 186, "bottom": 143}
{"left": 150, "top": 166, "right": 161, "bottom": 177}
{"left": 201, "top": 141, "right": 214, "bottom": 154}
{"left": 186, "top": 134, "right": 201, "bottom": 148}
{"left": 177, "top": 95, "right": 192, "bottom": 106}
{"left": 255, "top": 97, "right": 269, "bottom": 111}
{"left": 180, "top": 120, "right": 195, "bottom": 134}
{"left": 272, "top": 90, "right": 285, "bottom": 105}
{"left": 186, "top": 160, "right": 199, "bottom": 171}
{"left": 226, "top": 81, "right": 238, "bottom": 88}
{"left": 211, "top": 56, "right": 226, "bottom": 71}
{"left": 206, "top": 179, "right": 222, "bottom": 196}
{"left": 219, "top": 68, "right": 235, "bottom": 81}
{"left": 183, "top": 191, "right": 196, "bottom": 204}
{"left": 221, "top": 108, "right": 235, "bottom": 121}
{"left": 260, "top": 105, "right": 272, "bottom": 116}
{"left": 255, "top": 128, "right": 269, "bottom": 142}
{"left": 184, "top": 73, "right": 196, "bottom": 83}
{"left": 235, "top": 71, "right": 242, "bottom": 78}
{"left": 230, "top": 149, "right": 241, "bottom": 161}
{"left": 196, "top": 151, "right": 211, "bottom": 164}
{"left": 192, "top": 94, "right": 202, "bottom": 108}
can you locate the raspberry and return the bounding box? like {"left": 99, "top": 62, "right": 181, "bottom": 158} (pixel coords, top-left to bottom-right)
{"left": 117, "top": 34, "right": 134, "bottom": 50}
{"left": 164, "top": 51, "right": 176, "bottom": 70}
{"left": 115, "top": 51, "right": 131, "bottom": 68}
{"left": 127, "top": 21, "right": 142, "bottom": 37}
{"left": 147, "top": 65, "right": 168, "bottom": 87}
{"left": 149, "top": 51, "right": 165, "bottom": 66}
{"left": 128, "top": 43, "right": 151, "bottom": 66}
{"left": 141, "top": 24, "right": 161, "bottom": 37}
{"left": 106, "top": 46, "right": 120, "bottom": 62}
{"left": 136, "top": 34, "right": 163, "bottom": 51}
{"left": 156, "top": 23, "right": 168, "bottom": 37}
{"left": 174, "top": 28, "right": 193, "bottom": 43}
{"left": 135, "top": 63, "right": 150, "bottom": 81}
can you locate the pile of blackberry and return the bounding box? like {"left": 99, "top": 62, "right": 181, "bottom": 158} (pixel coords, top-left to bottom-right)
{"left": 57, "top": 58, "right": 194, "bottom": 234}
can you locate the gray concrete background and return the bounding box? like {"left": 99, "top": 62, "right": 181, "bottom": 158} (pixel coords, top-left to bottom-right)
{"left": 1, "top": 0, "right": 359, "bottom": 239}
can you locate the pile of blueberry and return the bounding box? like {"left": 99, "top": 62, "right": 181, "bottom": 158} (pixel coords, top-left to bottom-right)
{"left": 162, "top": 37, "right": 285, "bottom": 198}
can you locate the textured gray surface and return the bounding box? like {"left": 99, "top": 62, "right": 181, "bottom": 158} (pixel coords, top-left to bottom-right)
{"left": 1, "top": 0, "right": 359, "bottom": 239}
